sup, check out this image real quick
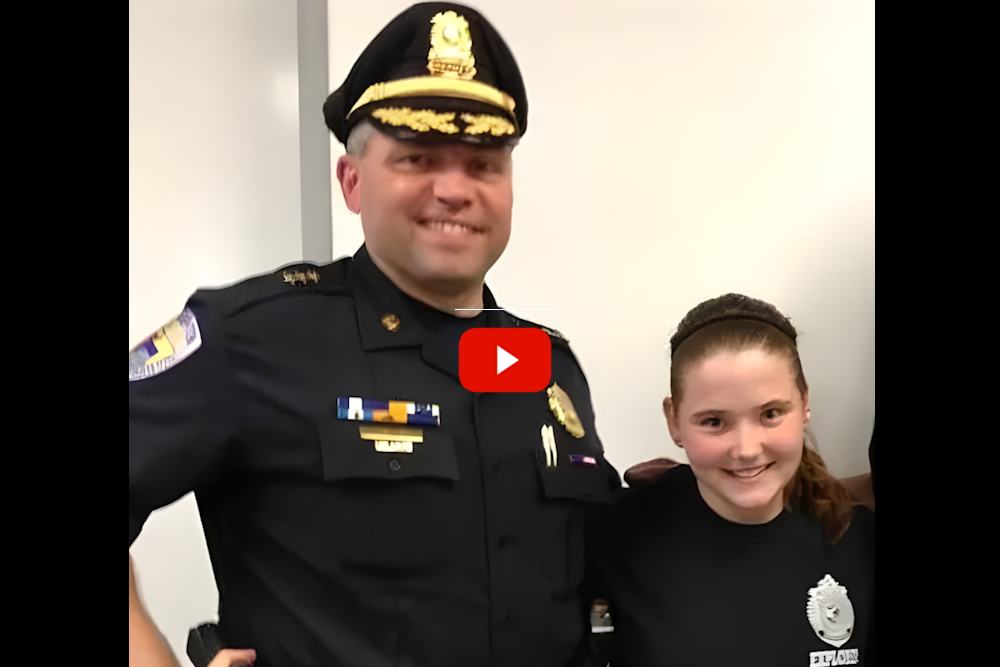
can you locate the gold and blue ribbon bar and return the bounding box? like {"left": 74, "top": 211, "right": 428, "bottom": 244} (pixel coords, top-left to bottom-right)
{"left": 337, "top": 397, "right": 440, "bottom": 426}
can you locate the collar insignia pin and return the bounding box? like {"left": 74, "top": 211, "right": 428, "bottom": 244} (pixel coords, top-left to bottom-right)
{"left": 381, "top": 313, "right": 401, "bottom": 332}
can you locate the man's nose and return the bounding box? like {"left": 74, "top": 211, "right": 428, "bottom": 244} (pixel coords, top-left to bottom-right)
{"left": 432, "top": 167, "right": 474, "bottom": 209}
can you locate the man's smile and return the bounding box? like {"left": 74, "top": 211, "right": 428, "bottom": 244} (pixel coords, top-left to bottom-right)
{"left": 416, "top": 219, "right": 484, "bottom": 234}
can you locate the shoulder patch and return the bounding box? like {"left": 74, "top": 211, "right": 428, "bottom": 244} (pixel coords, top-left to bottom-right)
{"left": 128, "top": 307, "right": 202, "bottom": 382}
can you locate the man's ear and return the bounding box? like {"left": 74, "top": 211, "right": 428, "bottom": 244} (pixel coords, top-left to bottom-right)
{"left": 336, "top": 155, "right": 362, "bottom": 214}
{"left": 663, "top": 396, "right": 681, "bottom": 447}
{"left": 803, "top": 391, "right": 810, "bottom": 426}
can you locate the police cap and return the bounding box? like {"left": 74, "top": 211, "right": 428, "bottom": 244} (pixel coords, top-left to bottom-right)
{"left": 324, "top": 3, "right": 527, "bottom": 145}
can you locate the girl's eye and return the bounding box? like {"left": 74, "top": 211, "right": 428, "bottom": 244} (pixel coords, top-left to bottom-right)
{"left": 700, "top": 417, "right": 721, "bottom": 428}
{"left": 762, "top": 409, "right": 784, "bottom": 422}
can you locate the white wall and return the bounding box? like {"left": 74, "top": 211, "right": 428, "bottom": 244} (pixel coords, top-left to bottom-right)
{"left": 130, "top": 1, "right": 306, "bottom": 661}
{"left": 131, "top": 0, "right": 874, "bottom": 660}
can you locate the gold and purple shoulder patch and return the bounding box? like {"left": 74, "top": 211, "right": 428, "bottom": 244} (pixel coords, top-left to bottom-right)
{"left": 129, "top": 307, "right": 202, "bottom": 382}
{"left": 337, "top": 397, "right": 440, "bottom": 426}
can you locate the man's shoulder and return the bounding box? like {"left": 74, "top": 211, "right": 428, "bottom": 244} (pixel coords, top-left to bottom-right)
{"left": 189, "top": 257, "right": 353, "bottom": 322}
{"left": 496, "top": 309, "right": 570, "bottom": 349}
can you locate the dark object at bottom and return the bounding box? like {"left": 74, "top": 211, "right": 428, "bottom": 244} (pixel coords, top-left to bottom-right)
{"left": 187, "top": 623, "right": 225, "bottom": 667}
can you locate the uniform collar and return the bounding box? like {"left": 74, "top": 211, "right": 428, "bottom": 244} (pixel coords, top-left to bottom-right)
{"left": 349, "top": 245, "right": 503, "bottom": 379}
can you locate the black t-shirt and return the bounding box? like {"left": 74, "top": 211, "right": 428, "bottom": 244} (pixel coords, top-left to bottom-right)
{"left": 592, "top": 466, "right": 875, "bottom": 667}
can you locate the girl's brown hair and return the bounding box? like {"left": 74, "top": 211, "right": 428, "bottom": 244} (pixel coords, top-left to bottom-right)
{"left": 669, "top": 294, "right": 852, "bottom": 542}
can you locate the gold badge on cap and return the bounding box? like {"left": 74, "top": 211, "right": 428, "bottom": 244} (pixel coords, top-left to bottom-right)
{"left": 428, "top": 11, "right": 476, "bottom": 80}
{"left": 547, "top": 384, "right": 585, "bottom": 439}
{"left": 381, "top": 313, "right": 401, "bottom": 332}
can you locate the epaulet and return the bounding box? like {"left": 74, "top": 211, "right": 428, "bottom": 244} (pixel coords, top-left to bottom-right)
{"left": 130, "top": 258, "right": 352, "bottom": 382}
{"left": 498, "top": 309, "right": 570, "bottom": 350}
{"left": 190, "top": 257, "right": 352, "bottom": 321}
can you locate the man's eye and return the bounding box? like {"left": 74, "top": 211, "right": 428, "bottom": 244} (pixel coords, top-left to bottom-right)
{"left": 399, "top": 154, "right": 429, "bottom": 167}
{"left": 471, "top": 157, "right": 508, "bottom": 178}
{"left": 700, "top": 418, "right": 721, "bottom": 428}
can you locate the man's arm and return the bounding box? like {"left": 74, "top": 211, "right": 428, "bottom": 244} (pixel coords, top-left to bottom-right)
{"left": 130, "top": 555, "right": 257, "bottom": 667}
{"left": 130, "top": 554, "right": 181, "bottom": 667}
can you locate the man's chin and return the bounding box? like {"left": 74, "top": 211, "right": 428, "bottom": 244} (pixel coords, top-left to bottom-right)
{"left": 416, "top": 268, "right": 485, "bottom": 293}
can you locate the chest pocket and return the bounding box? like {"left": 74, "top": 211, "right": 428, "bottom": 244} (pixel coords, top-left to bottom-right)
{"left": 535, "top": 425, "right": 614, "bottom": 505}
{"left": 318, "top": 418, "right": 459, "bottom": 481}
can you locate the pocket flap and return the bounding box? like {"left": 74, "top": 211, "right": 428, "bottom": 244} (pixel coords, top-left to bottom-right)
{"left": 319, "top": 419, "right": 459, "bottom": 481}
{"left": 536, "top": 426, "right": 613, "bottom": 504}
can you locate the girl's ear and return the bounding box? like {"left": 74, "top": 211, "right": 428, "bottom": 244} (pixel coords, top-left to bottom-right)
{"left": 663, "top": 396, "right": 682, "bottom": 447}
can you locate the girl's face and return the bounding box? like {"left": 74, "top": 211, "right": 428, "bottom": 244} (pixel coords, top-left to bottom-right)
{"left": 665, "top": 348, "right": 808, "bottom": 525}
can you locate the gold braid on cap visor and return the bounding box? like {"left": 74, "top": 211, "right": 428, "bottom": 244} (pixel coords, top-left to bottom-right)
{"left": 348, "top": 76, "right": 517, "bottom": 121}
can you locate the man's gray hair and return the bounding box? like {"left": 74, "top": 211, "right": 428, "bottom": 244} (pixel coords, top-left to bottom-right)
{"left": 345, "top": 116, "right": 520, "bottom": 156}
{"left": 346, "top": 118, "right": 377, "bottom": 158}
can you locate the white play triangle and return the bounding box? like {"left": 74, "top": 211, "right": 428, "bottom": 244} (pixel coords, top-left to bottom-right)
{"left": 496, "top": 345, "right": 519, "bottom": 375}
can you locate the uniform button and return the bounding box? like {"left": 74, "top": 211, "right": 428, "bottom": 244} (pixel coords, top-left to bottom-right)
{"left": 389, "top": 459, "right": 402, "bottom": 472}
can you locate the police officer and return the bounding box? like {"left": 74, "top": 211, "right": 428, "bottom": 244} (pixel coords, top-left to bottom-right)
{"left": 129, "top": 4, "right": 619, "bottom": 666}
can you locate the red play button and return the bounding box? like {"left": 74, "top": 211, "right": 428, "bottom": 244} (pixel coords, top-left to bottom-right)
{"left": 459, "top": 328, "right": 551, "bottom": 392}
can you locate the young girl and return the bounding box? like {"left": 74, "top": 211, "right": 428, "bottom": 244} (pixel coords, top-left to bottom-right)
{"left": 592, "top": 294, "right": 874, "bottom": 666}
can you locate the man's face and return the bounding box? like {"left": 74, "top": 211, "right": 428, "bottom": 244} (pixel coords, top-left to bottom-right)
{"left": 338, "top": 130, "right": 513, "bottom": 296}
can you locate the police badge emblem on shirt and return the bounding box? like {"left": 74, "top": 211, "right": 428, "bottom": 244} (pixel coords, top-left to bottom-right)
{"left": 806, "top": 574, "right": 860, "bottom": 665}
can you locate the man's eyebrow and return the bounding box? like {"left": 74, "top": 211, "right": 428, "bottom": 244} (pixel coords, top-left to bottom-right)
{"left": 759, "top": 400, "right": 794, "bottom": 411}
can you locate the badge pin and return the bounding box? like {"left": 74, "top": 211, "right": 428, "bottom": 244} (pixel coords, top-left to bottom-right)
{"left": 541, "top": 424, "right": 557, "bottom": 467}
{"left": 806, "top": 574, "right": 856, "bottom": 648}
{"left": 547, "top": 383, "right": 585, "bottom": 438}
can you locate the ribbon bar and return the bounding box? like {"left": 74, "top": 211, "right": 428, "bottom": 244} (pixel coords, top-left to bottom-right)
{"left": 337, "top": 397, "right": 440, "bottom": 426}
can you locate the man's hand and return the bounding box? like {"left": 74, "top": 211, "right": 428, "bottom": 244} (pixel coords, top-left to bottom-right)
{"left": 206, "top": 649, "right": 257, "bottom": 667}
{"left": 131, "top": 555, "right": 257, "bottom": 667}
